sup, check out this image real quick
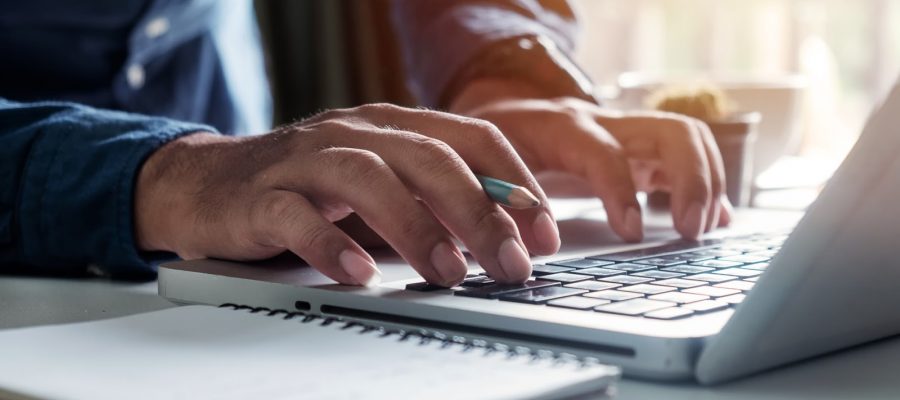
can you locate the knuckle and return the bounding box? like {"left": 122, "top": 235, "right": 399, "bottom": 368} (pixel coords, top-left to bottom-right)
{"left": 252, "top": 193, "right": 293, "bottom": 225}
{"left": 395, "top": 215, "right": 434, "bottom": 242}
{"left": 308, "top": 118, "right": 358, "bottom": 134}
{"left": 459, "top": 117, "right": 507, "bottom": 148}
{"left": 248, "top": 193, "right": 298, "bottom": 241}
{"left": 295, "top": 221, "right": 335, "bottom": 251}
{"left": 305, "top": 108, "right": 350, "bottom": 125}
{"left": 409, "top": 137, "right": 464, "bottom": 174}
{"left": 355, "top": 102, "right": 405, "bottom": 116}
{"left": 665, "top": 118, "right": 701, "bottom": 141}
{"left": 468, "top": 205, "right": 513, "bottom": 236}
{"left": 324, "top": 148, "right": 384, "bottom": 173}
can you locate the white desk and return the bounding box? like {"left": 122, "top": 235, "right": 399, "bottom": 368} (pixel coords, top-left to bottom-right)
{"left": 2, "top": 275, "right": 898, "bottom": 400}
{"left": 3, "top": 201, "right": 898, "bottom": 399}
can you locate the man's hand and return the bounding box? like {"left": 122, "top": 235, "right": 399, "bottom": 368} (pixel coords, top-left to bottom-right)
{"left": 451, "top": 79, "right": 732, "bottom": 242}
{"left": 135, "top": 104, "right": 560, "bottom": 287}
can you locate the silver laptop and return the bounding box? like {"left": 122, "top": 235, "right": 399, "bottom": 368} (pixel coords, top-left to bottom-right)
{"left": 159, "top": 81, "right": 900, "bottom": 385}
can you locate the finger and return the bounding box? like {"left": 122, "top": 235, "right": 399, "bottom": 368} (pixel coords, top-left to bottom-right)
{"left": 603, "top": 115, "right": 712, "bottom": 240}
{"left": 693, "top": 120, "right": 726, "bottom": 232}
{"left": 249, "top": 190, "right": 381, "bottom": 286}
{"left": 718, "top": 195, "right": 734, "bottom": 227}
{"left": 658, "top": 119, "right": 712, "bottom": 239}
{"left": 311, "top": 124, "right": 533, "bottom": 283}
{"left": 296, "top": 146, "right": 469, "bottom": 287}
{"left": 567, "top": 119, "right": 644, "bottom": 242}
{"left": 353, "top": 104, "right": 559, "bottom": 257}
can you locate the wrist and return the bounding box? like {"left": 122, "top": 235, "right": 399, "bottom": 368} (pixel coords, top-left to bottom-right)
{"left": 134, "top": 132, "right": 225, "bottom": 252}
{"left": 449, "top": 78, "right": 545, "bottom": 115}
{"left": 443, "top": 36, "right": 598, "bottom": 111}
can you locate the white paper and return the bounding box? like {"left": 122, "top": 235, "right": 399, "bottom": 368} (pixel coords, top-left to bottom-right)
{"left": 0, "top": 306, "right": 617, "bottom": 400}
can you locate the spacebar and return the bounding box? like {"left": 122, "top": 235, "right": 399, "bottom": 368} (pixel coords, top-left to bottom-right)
{"left": 587, "top": 238, "right": 724, "bottom": 262}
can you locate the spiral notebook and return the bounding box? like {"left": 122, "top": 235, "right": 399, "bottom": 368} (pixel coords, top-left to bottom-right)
{"left": 0, "top": 305, "right": 618, "bottom": 400}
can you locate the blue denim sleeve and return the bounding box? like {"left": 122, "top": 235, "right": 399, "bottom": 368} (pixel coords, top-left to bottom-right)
{"left": 0, "top": 98, "right": 216, "bottom": 279}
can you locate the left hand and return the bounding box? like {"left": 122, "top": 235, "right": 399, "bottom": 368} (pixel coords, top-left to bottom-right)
{"left": 449, "top": 79, "right": 732, "bottom": 242}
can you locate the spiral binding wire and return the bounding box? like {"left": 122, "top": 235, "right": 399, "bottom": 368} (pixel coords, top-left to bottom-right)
{"left": 219, "top": 303, "right": 600, "bottom": 369}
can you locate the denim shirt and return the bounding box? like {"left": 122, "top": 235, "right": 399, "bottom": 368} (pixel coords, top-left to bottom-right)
{"left": 0, "top": 0, "right": 270, "bottom": 278}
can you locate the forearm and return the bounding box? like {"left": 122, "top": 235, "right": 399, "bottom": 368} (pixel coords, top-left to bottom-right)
{"left": 0, "top": 98, "right": 215, "bottom": 279}
{"left": 391, "top": 0, "right": 584, "bottom": 109}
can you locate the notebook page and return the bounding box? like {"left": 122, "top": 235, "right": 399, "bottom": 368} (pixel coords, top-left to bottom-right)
{"left": 0, "top": 306, "right": 617, "bottom": 400}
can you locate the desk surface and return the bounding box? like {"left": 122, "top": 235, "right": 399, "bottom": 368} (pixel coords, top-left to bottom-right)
{"left": 4, "top": 202, "right": 899, "bottom": 399}
{"left": 2, "top": 275, "right": 899, "bottom": 400}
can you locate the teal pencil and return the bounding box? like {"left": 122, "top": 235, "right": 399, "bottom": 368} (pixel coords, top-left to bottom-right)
{"left": 475, "top": 175, "right": 541, "bottom": 209}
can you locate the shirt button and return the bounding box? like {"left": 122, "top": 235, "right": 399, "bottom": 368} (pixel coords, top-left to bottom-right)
{"left": 126, "top": 64, "right": 145, "bottom": 90}
{"left": 144, "top": 17, "right": 169, "bottom": 39}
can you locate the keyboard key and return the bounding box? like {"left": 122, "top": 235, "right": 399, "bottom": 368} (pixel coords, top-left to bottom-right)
{"left": 714, "top": 268, "right": 762, "bottom": 278}
{"left": 661, "top": 265, "right": 714, "bottom": 274}
{"left": 619, "top": 284, "right": 676, "bottom": 295}
{"left": 684, "top": 273, "right": 737, "bottom": 283}
{"left": 540, "top": 272, "right": 593, "bottom": 283}
{"left": 718, "top": 254, "right": 771, "bottom": 264}
{"left": 683, "top": 286, "right": 741, "bottom": 297}
{"left": 584, "top": 290, "right": 643, "bottom": 301}
{"left": 748, "top": 250, "right": 778, "bottom": 258}
{"left": 657, "top": 254, "right": 701, "bottom": 262}
{"left": 547, "top": 296, "right": 611, "bottom": 310}
{"left": 498, "top": 286, "right": 588, "bottom": 304}
{"left": 714, "top": 280, "right": 755, "bottom": 291}
{"left": 635, "top": 257, "right": 686, "bottom": 267}
{"left": 743, "top": 262, "right": 769, "bottom": 271}
{"left": 460, "top": 276, "right": 496, "bottom": 288}
{"left": 587, "top": 238, "right": 723, "bottom": 262}
{"left": 570, "top": 267, "right": 625, "bottom": 278}
{"left": 654, "top": 278, "right": 707, "bottom": 289}
{"left": 690, "top": 260, "right": 743, "bottom": 269}
{"left": 745, "top": 277, "right": 760, "bottom": 282}
{"left": 632, "top": 270, "right": 685, "bottom": 279}
{"left": 599, "top": 275, "right": 654, "bottom": 285}
{"left": 531, "top": 265, "right": 575, "bottom": 276}
{"left": 648, "top": 292, "right": 709, "bottom": 304}
{"left": 717, "top": 244, "right": 770, "bottom": 253}
{"left": 605, "top": 263, "right": 657, "bottom": 272}
{"left": 678, "top": 252, "right": 716, "bottom": 262}
{"left": 595, "top": 299, "right": 676, "bottom": 316}
{"left": 719, "top": 294, "right": 746, "bottom": 304}
{"left": 454, "top": 280, "right": 559, "bottom": 299}
{"left": 547, "top": 258, "right": 615, "bottom": 269}
{"left": 564, "top": 280, "right": 622, "bottom": 291}
{"left": 688, "top": 249, "right": 742, "bottom": 258}
{"left": 683, "top": 300, "right": 729, "bottom": 313}
{"left": 405, "top": 282, "right": 449, "bottom": 292}
{"left": 644, "top": 307, "right": 695, "bottom": 320}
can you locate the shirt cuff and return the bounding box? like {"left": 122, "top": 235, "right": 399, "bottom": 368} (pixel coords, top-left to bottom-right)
{"left": 18, "top": 103, "right": 215, "bottom": 279}
{"left": 394, "top": 3, "right": 578, "bottom": 108}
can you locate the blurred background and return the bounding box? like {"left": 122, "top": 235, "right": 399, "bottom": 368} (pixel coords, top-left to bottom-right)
{"left": 572, "top": 0, "right": 900, "bottom": 208}
{"left": 255, "top": 0, "right": 900, "bottom": 209}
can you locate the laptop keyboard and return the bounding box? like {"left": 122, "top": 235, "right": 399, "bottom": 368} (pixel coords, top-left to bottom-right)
{"left": 405, "top": 233, "right": 786, "bottom": 320}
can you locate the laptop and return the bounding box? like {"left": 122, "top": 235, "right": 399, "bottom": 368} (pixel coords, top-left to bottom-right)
{"left": 159, "top": 80, "right": 900, "bottom": 384}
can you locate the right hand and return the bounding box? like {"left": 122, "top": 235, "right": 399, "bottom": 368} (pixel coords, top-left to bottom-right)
{"left": 134, "top": 104, "right": 560, "bottom": 287}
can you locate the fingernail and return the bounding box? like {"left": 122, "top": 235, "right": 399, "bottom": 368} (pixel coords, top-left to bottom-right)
{"left": 497, "top": 238, "right": 532, "bottom": 282}
{"left": 339, "top": 250, "right": 382, "bottom": 287}
{"left": 681, "top": 202, "right": 706, "bottom": 240}
{"left": 624, "top": 207, "right": 643, "bottom": 241}
{"left": 531, "top": 212, "right": 561, "bottom": 255}
{"left": 430, "top": 241, "right": 468, "bottom": 286}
